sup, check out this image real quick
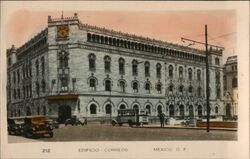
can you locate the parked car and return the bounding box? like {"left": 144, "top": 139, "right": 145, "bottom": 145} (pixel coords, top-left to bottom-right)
{"left": 45, "top": 118, "right": 59, "bottom": 129}
{"left": 65, "top": 116, "right": 86, "bottom": 126}
{"left": 23, "top": 116, "right": 53, "bottom": 138}
{"left": 7, "top": 117, "right": 25, "bottom": 135}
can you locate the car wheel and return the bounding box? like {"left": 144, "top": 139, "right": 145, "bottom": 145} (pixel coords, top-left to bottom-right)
{"left": 118, "top": 123, "right": 123, "bottom": 126}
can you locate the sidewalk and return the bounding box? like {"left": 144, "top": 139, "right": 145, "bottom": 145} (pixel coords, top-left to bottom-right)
{"left": 144, "top": 124, "right": 237, "bottom": 131}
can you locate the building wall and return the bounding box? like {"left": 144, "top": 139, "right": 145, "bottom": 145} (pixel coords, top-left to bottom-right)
{"left": 6, "top": 14, "right": 224, "bottom": 121}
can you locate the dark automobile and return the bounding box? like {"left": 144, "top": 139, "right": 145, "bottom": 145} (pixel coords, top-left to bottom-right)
{"left": 24, "top": 116, "right": 53, "bottom": 138}
{"left": 45, "top": 119, "right": 59, "bottom": 129}
{"left": 65, "top": 116, "right": 86, "bottom": 126}
{"left": 7, "top": 117, "right": 25, "bottom": 135}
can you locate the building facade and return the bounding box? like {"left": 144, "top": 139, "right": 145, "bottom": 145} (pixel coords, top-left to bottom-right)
{"left": 223, "top": 56, "right": 238, "bottom": 119}
{"left": 6, "top": 13, "right": 224, "bottom": 122}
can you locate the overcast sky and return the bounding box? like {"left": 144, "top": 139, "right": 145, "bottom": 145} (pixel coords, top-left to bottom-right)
{"left": 5, "top": 10, "right": 236, "bottom": 63}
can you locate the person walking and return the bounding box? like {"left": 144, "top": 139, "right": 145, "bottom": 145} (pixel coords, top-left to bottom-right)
{"left": 159, "top": 112, "right": 165, "bottom": 128}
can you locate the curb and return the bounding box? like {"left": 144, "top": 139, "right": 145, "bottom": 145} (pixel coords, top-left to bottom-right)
{"left": 143, "top": 125, "right": 237, "bottom": 131}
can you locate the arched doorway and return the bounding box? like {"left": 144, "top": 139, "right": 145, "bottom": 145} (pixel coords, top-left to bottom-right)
{"left": 157, "top": 105, "right": 162, "bottom": 115}
{"left": 58, "top": 105, "right": 71, "bottom": 123}
{"left": 146, "top": 105, "right": 151, "bottom": 115}
{"left": 133, "top": 104, "right": 139, "bottom": 114}
{"left": 189, "top": 105, "right": 194, "bottom": 118}
{"left": 26, "top": 107, "right": 31, "bottom": 116}
{"left": 90, "top": 104, "right": 97, "bottom": 114}
{"left": 226, "top": 104, "right": 231, "bottom": 117}
{"left": 169, "top": 105, "right": 174, "bottom": 117}
{"left": 119, "top": 104, "right": 126, "bottom": 109}
{"left": 198, "top": 105, "right": 203, "bottom": 118}
{"left": 179, "top": 105, "right": 184, "bottom": 118}
{"left": 105, "top": 104, "right": 111, "bottom": 114}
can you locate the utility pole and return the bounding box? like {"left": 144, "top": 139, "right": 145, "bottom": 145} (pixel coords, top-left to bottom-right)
{"left": 181, "top": 25, "right": 224, "bottom": 133}
{"left": 205, "top": 25, "right": 210, "bottom": 132}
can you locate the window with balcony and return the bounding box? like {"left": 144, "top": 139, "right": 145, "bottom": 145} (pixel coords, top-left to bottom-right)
{"left": 156, "top": 63, "right": 161, "bottom": 78}
{"left": 197, "top": 70, "right": 201, "bottom": 81}
{"left": 132, "top": 81, "right": 138, "bottom": 93}
{"left": 144, "top": 61, "right": 150, "bottom": 77}
{"left": 105, "top": 80, "right": 111, "bottom": 91}
{"left": 188, "top": 68, "right": 192, "bottom": 80}
{"left": 119, "top": 81, "right": 125, "bottom": 93}
{"left": 119, "top": 58, "right": 125, "bottom": 75}
{"left": 169, "top": 65, "right": 173, "bottom": 78}
{"left": 132, "top": 60, "right": 138, "bottom": 76}
{"left": 156, "top": 82, "right": 162, "bottom": 94}
{"left": 179, "top": 66, "right": 183, "bottom": 79}
{"left": 61, "top": 77, "right": 68, "bottom": 92}
{"left": 88, "top": 53, "right": 96, "bottom": 71}
{"left": 145, "top": 82, "right": 151, "bottom": 93}
{"left": 104, "top": 55, "right": 111, "bottom": 73}
{"left": 89, "top": 78, "right": 96, "bottom": 91}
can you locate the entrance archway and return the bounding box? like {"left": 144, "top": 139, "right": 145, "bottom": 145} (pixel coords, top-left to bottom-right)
{"left": 26, "top": 107, "right": 31, "bottom": 116}
{"left": 58, "top": 105, "right": 71, "bottom": 123}
{"left": 198, "top": 105, "right": 203, "bottom": 118}
{"left": 179, "top": 105, "right": 184, "bottom": 118}
{"left": 189, "top": 105, "right": 194, "bottom": 118}
{"left": 169, "top": 105, "right": 174, "bottom": 117}
{"left": 226, "top": 104, "right": 231, "bottom": 117}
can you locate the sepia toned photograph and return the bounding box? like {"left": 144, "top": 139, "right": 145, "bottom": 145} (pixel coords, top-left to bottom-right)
{"left": 1, "top": 1, "right": 249, "bottom": 159}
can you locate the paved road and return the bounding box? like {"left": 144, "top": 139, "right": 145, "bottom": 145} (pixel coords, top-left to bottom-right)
{"left": 8, "top": 124, "right": 237, "bottom": 143}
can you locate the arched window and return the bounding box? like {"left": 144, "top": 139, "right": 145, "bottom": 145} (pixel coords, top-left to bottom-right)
{"left": 43, "top": 106, "right": 46, "bottom": 116}
{"left": 216, "top": 88, "right": 221, "bottom": 99}
{"left": 157, "top": 105, "right": 162, "bottom": 114}
{"left": 232, "top": 77, "right": 237, "bottom": 88}
{"left": 169, "top": 84, "right": 174, "bottom": 92}
{"left": 179, "top": 85, "right": 184, "bottom": 93}
{"left": 26, "top": 107, "right": 31, "bottom": 116}
{"left": 197, "top": 70, "right": 201, "bottom": 81}
{"left": 105, "top": 104, "right": 111, "bottom": 114}
{"left": 132, "top": 60, "right": 138, "bottom": 76}
{"left": 90, "top": 104, "right": 97, "bottom": 114}
{"left": 215, "top": 106, "right": 219, "bottom": 114}
{"left": 188, "top": 86, "right": 193, "bottom": 93}
{"left": 145, "top": 61, "right": 150, "bottom": 77}
{"left": 104, "top": 56, "right": 111, "bottom": 73}
{"left": 41, "top": 56, "right": 45, "bottom": 75}
{"left": 156, "top": 63, "right": 161, "bottom": 78}
{"left": 37, "top": 106, "right": 40, "bottom": 115}
{"left": 179, "top": 66, "right": 183, "bottom": 79}
{"left": 36, "top": 81, "right": 40, "bottom": 96}
{"left": 215, "top": 57, "right": 220, "bottom": 65}
{"left": 59, "top": 52, "right": 68, "bottom": 68}
{"left": 146, "top": 105, "right": 151, "bottom": 115}
{"left": 145, "top": 82, "right": 151, "bottom": 93}
{"left": 120, "top": 104, "right": 126, "bottom": 109}
{"left": 189, "top": 105, "right": 194, "bottom": 117}
{"left": 169, "top": 65, "right": 173, "bottom": 78}
{"left": 188, "top": 68, "right": 192, "bottom": 80}
{"left": 105, "top": 80, "right": 111, "bottom": 91}
{"left": 120, "top": 81, "right": 125, "bottom": 93}
{"left": 88, "top": 53, "right": 96, "bottom": 71}
{"left": 41, "top": 79, "right": 46, "bottom": 93}
{"left": 89, "top": 78, "right": 96, "bottom": 91}
{"left": 119, "top": 58, "right": 125, "bottom": 75}
{"left": 216, "top": 71, "right": 220, "bottom": 84}
{"left": 132, "top": 81, "right": 138, "bottom": 93}
{"left": 35, "top": 59, "right": 39, "bottom": 76}
{"left": 156, "top": 82, "right": 162, "bottom": 94}
{"left": 169, "top": 105, "right": 174, "bottom": 117}
{"left": 197, "top": 87, "right": 202, "bottom": 97}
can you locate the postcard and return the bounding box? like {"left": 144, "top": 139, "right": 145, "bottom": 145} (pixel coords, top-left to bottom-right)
{"left": 0, "top": 1, "right": 249, "bottom": 159}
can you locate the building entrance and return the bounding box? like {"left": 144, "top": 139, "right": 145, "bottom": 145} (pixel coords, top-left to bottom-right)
{"left": 58, "top": 105, "right": 71, "bottom": 123}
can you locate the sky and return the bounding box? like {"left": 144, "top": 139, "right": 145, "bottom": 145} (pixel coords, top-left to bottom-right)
{"left": 5, "top": 10, "right": 236, "bottom": 63}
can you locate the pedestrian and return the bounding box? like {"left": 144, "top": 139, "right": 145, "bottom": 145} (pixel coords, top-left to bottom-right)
{"left": 159, "top": 112, "right": 165, "bottom": 128}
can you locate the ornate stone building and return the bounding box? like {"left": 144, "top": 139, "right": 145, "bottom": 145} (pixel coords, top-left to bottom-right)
{"left": 223, "top": 55, "right": 238, "bottom": 119}
{"left": 6, "top": 13, "right": 224, "bottom": 122}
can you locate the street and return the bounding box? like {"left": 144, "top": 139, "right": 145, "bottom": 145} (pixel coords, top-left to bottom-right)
{"left": 8, "top": 124, "right": 237, "bottom": 143}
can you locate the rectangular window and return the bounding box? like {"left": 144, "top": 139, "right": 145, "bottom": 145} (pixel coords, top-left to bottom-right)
{"left": 61, "top": 77, "right": 68, "bottom": 92}
{"left": 119, "top": 63, "right": 125, "bottom": 75}
{"left": 132, "top": 65, "right": 138, "bottom": 76}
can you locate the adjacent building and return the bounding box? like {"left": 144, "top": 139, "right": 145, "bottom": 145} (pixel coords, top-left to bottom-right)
{"left": 6, "top": 13, "right": 224, "bottom": 123}
{"left": 223, "top": 55, "right": 238, "bottom": 119}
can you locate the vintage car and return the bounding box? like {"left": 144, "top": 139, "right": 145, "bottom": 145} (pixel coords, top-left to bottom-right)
{"left": 45, "top": 118, "right": 59, "bottom": 129}
{"left": 7, "top": 117, "right": 25, "bottom": 135}
{"left": 65, "top": 116, "right": 86, "bottom": 126}
{"left": 23, "top": 116, "right": 53, "bottom": 138}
